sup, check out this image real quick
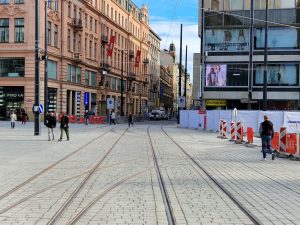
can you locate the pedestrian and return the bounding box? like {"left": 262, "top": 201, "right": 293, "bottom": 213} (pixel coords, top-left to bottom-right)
{"left": 21, "top": 110, "right": 27, "bottom": 125}
{"left": 110, "top": 110, "right": 116, "bottom": 125}
{"left": 84, "top": 110, "right": 90, "bottom": 125}
{"left": 128, "top": 113, "right": 133, "bottom": 127}
{"left": 259, "top": 115, "right": 275, "bottom": 160}
{"left": 10, "top": 111, "right": 17, "bottom": 129}
{"left": 58, "top": 112, "right": 70, "bottom": 141}
{"left": 45, "top": 111, "right": 57, "bottom": 141}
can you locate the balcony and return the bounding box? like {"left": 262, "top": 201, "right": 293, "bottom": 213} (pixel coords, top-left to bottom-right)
{"left": 128, "top": 72, "right": 136, "bottom": 81}
{"left": 101, "top": 63, "right": 110, "bottom": 72}
{"left": 143, "top": 58, "right": 149, "bottom": 64}
{"left": 101, "top": 35, "right": 109, "bottom": 44}
{"left": 71, "top": 19, "right": 83, "bottom": 31}
{"left": 129, "top": 50, "right": 134, "bottom": 58}
{"left": 72, "top": 52, "right": 82, "bottom": 63}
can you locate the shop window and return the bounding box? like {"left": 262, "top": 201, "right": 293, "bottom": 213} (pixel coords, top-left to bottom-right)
{"left": 48, "top": 60, "right": 57, "bottom": 79}
{"left": 48, "top": 88, "right": 57, "bottom": 112}
{"left": 0, "top": 58, "right": 25, "bottom": 77}
{"left": 254, "top": 64, "right": 298, "bottom": 86}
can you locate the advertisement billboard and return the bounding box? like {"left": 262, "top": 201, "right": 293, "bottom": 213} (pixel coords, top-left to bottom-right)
{"left": 206, "top": 64, "right": 227, "bottom": 87}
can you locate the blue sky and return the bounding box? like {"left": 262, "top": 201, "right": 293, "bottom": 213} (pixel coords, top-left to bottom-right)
{"left": 136, "top": 0, "right": 200, "bottom": 80}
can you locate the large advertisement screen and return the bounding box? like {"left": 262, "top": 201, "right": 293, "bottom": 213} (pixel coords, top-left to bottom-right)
{"left": 205, "top": 29, "right": 249, "bottom": 51}
{"left": 206, "top": 64, "right": 227, "bottom": 87}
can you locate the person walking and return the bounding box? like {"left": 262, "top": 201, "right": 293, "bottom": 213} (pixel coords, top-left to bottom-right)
{"left": 58, "top": 113, "right": 69, "bottom": 141}
{"left": 259, "top": 115, "right": 275, "bottom": 160}
{"left": 45, "top": 111, "right": 57, "bottom": 141}
{"left": 110, "top": 110, "right": 116, "bottom": 125}
{"left": 21, "top": 111, "right": 27, "bottom": 125}
{"left": 128, "top": 113, "right": 133, "bottom": 127}
{"left": 84, "top": 110, "right": 90, "bottom": 125}
{"left": 10, "top": 111, "right": 17, "bottom": 129}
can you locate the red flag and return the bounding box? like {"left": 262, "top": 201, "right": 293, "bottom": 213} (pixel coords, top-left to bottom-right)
{"left": 134, "top": 50, "right": 141, "bottom": 67}
{"left": 107, "top": 36, "right": 116, "bottom": 57}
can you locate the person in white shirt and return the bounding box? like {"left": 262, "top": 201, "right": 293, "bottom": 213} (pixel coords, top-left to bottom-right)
{"left": 110, "top": 110, "right": 116, "bottom": 125}
{"left": 216, "top": 65, "right": 226, "bottom": 87}
{"left": 10, "top": 111, "right": 17, "bottom": 129}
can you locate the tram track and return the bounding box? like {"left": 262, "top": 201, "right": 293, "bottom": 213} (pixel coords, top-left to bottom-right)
{"left": 161, "top": 126, "right": 261, "bottom": 225}
{"left": 0, "top": 126, "right": 114, "bottom": 202}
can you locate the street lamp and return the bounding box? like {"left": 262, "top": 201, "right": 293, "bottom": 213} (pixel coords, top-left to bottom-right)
{"left": 263, "top": 0, "right": 269, "bottom": 111}
{"left": 121, "top": 50, "right": 125, "bottom": 116}
{"left": 34, "top": 0, "right": 40, "bottom": 135}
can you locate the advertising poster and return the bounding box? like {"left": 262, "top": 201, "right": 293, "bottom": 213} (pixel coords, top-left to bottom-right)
{"left": 206, "top": 64, "right": 227, "bottom": 87}
{"left": 205, "top": 29, "right": 249, "bottom": 51}
{"left": 283, "top": 112, "right": 300, "bottom": 133}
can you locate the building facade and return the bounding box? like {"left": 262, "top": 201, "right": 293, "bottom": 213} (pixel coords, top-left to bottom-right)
{"left": 159, "top": 66, "right": 173, "bottom": 113}
{"left": 199, "top": 0, "right": 300, "bottom": 110}
{"left": 0, "top": 0, "right": 153, "bottom": 120}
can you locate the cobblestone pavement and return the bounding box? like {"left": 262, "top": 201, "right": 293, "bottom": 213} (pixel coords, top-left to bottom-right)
{"left": 0, "top": 121, "right": 299, "bottom": 225}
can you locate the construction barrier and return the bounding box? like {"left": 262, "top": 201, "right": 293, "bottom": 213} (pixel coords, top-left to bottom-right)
{"left": 247, "top": 127, "right": 254, "bottom": 144}
{"left": 79, "top": 118, "right": 85, "bottom": 124}
{"left": 89, "top": 116, "right": 96, "bottom": 124}
{"left": 271, "top": 132, "right": 279, "bottom": 151}
{"left": 286, "top": 133, "right": 297, "bottom": 154}
{"left": 221, "top": 120, "right": 227, "bottom": 139}
{"left": 279, "top": 127, "right": 287, "bottom": 152}
{"left": 230, "top": 121, "right": 236, "bottom": 141}
{"left": 69, "top": 115, "right": 77, "bottom": 123}
{"left": 95, "top": 116, "right": 105, "bottom": 124}
{"left": 236, "top": 121, "right": 243, "bottom": 142}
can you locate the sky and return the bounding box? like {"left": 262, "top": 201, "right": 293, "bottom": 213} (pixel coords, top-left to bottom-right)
{"left": 136, "top": 0, "right": 200, "bottom": 81}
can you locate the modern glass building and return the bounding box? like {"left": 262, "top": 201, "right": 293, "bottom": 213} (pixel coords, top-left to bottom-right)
{"left": 199, "top": 0, "right": 300, "bottom": 110}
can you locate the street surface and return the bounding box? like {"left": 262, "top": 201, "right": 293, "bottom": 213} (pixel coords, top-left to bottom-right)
{"left": 0, "top": 121, "right": 299, "bottom": 225}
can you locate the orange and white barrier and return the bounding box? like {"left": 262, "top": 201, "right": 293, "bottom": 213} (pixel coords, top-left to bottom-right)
{"left": 218, "top": 119, "right": 224, "bottom": 138}
{"left": 286, "top": 133, "right": 297, "bottom": 154}
{"left": 221, "top": 120, "right": 227, "bottom": 139}
{"left": 279, "top": 127, "right": 287, "bottom": 152}
{"left": 236, "top": 121, "right": 243, "bottom": 142}
{"left": 230, "top": 121, "right": 236, "bottom": 141}
{"left": 271, "top": 132, "right": 279, "bottom": 151}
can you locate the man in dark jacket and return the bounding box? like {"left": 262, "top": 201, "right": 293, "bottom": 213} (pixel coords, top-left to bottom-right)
{"left": 58, "top": 113, "right": 69, "bottom": 141}
{"left": 259, "top": 115, "right": 275, "bottom": 160}
{"left": 45, "top": 111, "right": 57, "bottom": 141}
{"left": 128, "top": 113, "right": 133, "bottom": 127}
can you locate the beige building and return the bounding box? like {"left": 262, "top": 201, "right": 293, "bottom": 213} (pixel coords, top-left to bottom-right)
{"left": 0, "top": 0, "right": 152, "bottom": 120}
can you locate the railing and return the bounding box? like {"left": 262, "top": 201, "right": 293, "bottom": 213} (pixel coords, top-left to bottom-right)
{"left": 71, "top": 19, "right": 83, "bottom": 30}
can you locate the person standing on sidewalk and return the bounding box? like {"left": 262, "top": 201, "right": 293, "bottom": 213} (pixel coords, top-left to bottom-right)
{"left": 45, "top": 112, "right": 57, "bottom": 141}
{"left": 58, "top": 113, "right": 69, "bottom": 141}
{"left": 128, "top": 113, "right": 133, "bottom": 127}
{"left": 110, "top": 110, "right": 116, "bottom": 125}
{"left": 84, "top": 110, "right": 90, "bottom": 125}
{"left": 10, "top": 111, "right": 17, "bottom": 129}
{"left": 259, "top": 115, "right": 275, "bottom": 160}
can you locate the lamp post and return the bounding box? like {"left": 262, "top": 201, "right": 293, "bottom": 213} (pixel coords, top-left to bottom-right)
{"left": 263, "top": 0, "right": 269, "bottom": 111}
{"left": 44, "top": 0, "right": 48, "bottom": 121}
{"left": 34, "top": 0, "right": 40, "bottom": 135}
{"left": 121, "top": 50, "right": 124, "bottom": 116}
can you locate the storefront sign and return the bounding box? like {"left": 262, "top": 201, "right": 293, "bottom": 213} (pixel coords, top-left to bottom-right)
{"left": 206, "top": 100, "right": 227, "bottom": 107}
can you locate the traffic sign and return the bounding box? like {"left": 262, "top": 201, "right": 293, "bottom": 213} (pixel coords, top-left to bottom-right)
{"left": 107, "top": 98, "right": 114, "bottom": 109}
{"left": 39, "top": 104, "right": 44, "bottom": 114}
{"left": 178, "top": 96, "right": 186, "bottom": 108}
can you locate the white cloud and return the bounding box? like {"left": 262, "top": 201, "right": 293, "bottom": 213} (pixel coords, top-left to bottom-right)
{"left": 150, "top": 19, "right": 200, "bottom": 82}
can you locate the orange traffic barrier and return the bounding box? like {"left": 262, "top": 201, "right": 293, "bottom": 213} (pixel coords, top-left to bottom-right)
{"left": 79, "top": 117, "right": 85, "bottom": 124}
{"left": 89, "top": 116, "right": 96, "bottom": 124}
{"left": 286, "top": 133, "right": 297, "bottom": 154}
{"left": 271, "top": 132, "right": 279, "bottom": 151}
{"left": 69, "top": 115, "right": 77, "bottom": 123}
{"left": 247, "top": 127, "right": 254, "bottom": 144}
{"left": 279, "top": 127, "right": 287, "bottom": 152}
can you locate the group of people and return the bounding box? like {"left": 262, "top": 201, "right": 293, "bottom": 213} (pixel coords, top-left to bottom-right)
{"left": 45, "top": 112, "right": 69, "bottom": 141}
{"left": 9, "top": 110, "right": 28, "bottom": 128}
{"left": 109, "top": 110, "right": 133, "bottom": 127}
{"left": 206, "top": 65, "right": 226, "bottom": 87}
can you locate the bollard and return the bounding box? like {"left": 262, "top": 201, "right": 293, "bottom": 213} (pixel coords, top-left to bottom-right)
{"left": 230, "top": 121, "right": 236, "bottom": 141}
{"left": 221, "top": 120, "right": 228, "bottom": 139}
{"left": 279, "top": 127, "right": 287, "bottom": 152}
{"left": 235, "top": 121, "right": 243, "bottom": 144}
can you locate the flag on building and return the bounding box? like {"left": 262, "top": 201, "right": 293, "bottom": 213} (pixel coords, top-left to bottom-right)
{"left": 135, "top": 50, "right": 141, "bottom": 67}
{"left": 107, "top": 36, "right": 116, "bottom": 57}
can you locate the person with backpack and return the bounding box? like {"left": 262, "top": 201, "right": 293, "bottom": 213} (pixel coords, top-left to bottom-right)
{"left": 45, "top": 111, "right": 57, "bottom": 141}
{"left": 58, "top": 113, "right": 69, "bottom": 141}
{"left": 259, "top": 115, "right": 275, "bottom": 160}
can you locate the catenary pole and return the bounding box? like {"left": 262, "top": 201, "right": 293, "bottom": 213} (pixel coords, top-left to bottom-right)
{"left": 263, "top": 0, "right": 269, "bottom": 111}
{"left": 44, "top": 1, "right": 48, "bottom": 120}
{"left": 34, "top": 0, "right": 40, "bottom": 135}
{"left": 184, "top": 45, "right": 188, "bottom": 109}
{"left": 177, "top": 24, "right": 183, "bottom": 124}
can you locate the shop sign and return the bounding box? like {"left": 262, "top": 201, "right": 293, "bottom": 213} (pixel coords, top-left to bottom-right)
{"left": 206, "top": 100, "right": 227, "bottom": 107}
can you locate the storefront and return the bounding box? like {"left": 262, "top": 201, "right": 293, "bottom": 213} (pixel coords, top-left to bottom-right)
{"left": 0, "top": 86, "right": 24, "bottom": 120}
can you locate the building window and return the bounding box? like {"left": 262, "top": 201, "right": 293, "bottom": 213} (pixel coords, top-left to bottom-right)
{"left": 254, "top": 64, "right": 298, "bottom": 86}
{"left": 73, "top": 32, "right": 76, "bottom": 52}
{"left": 69, "top": 65, "right": 81, "bottom": 83}
{"left": 14, "top": 0, "right": 24, "bottom": 4}
{"left": 94, "top": 42, "right": 97, "bottom": 60}
{"left": 67, "top": 64, "right": 71, "bottom": 81}
{"left": 0, "top": 0, "right": 9, "bottom": 4}
{"left": 53, "top": 0, "right": 58, "bottom": 11}
{"left": 0, "top": 58, "right": 25, "bottom": 77}
{"left": 48, "top": 60, "right": 57, "bottom": 80}
{"left": 85, "top": 70, "right": 97, "bottom": 87}
{"left": 47, "top": 21, "right": 52, "bottom": 45}
{"left": 0, "top": 19, "right": 9, "bottom": 43}
{"left": 78, "top": 34, "right": 81, "bottom": 53}
{"left": 85, "top": 70, "right": 90, "bottom": 85}
{"left": 67, "top": 29, "right": 71, "bottom": 50}
{"left": 90, "top": 16, "right": 92, "bottom": 31}
{"left": 89, "top": 40, "right": 92, "bottom": 58}
{"left": 14, "top": 18, "right": 24, "bottom": 43}
{"left": 54, "top": 25, "right": 58, "bottom": 47}
{"left": 85, "top": 13, "right": 88, "bottom": 28}
{"left": 95, "top": 20, "right": 97, "bottom": 33}
{"left": 68, "top": 1, "right": 71, "bottom": 17}
{"left": 74, "top": 5, "right": 77, "bottom": 19}
{"left": 85, "top": 38, "right": 87, "bottom": 58}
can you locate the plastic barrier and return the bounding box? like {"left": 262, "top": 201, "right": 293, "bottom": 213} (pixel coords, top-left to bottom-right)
{"left": 95, "top": 116, "right": 105, "bottom": 124}
{"left": 79, "top": 118, "right": 85, "bottom": 124}
{"left": 279, "top": 127, "right": 287, "bottom": 152}
{"left": 221, "top": 120, "right": 227, "bottom": 139}
{"left": 286, "top": 133, "right": 297, "bottom": 154}
{"left": 271, "top": 132, "right": 279, "bottom": 151}
{"left": 69, "top": 115, "right": 77, "bottom": 123}
{"left": 236, "top": 121, "right": 243, "bottom": 142}
{"left": 247, "top": 127, "right": 254, "bottom": 144}
{"left": 89, "top": 116, "right": 96, "bottom": 124}
{"left": 230, "top": 121, "right": 236, "bottom": 141}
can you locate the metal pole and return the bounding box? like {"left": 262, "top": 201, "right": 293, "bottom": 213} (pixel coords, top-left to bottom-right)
{"left": 177, "top": 24, "right": 183, "bottom": 124}
{"left": 34, "top": 0, "right": 40, "bottom": 135}
{"left": 184, "top": 45, "right": 188, "bottom": 109}
{"left": 200, "top": 0, "right": 205, "bottom": 109}
{"left": 44, "top": 0, "right": 48, "bottom": 120}
{"left": 121, "top": 50, "right": 124, "bottom": 116}
{"left": 248, "top": 0, "right": 254, "bottom": 110}
{"left": 263, "top": 0, "right": 269, "bottom": 111}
